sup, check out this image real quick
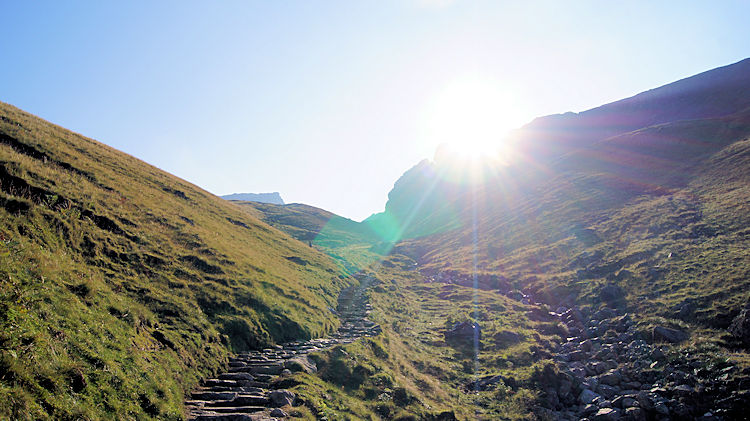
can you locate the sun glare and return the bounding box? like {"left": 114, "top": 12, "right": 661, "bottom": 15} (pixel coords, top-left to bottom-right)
{"left": 421, "top": 76, "right": 525, "bottom": 164}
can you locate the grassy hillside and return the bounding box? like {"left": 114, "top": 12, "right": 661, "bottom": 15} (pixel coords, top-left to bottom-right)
{"left": 267, "top": 257, "right": 559, "bottom": 420}
{"left": 237, "top": 201, "right": 387, "bottom": 275}
{"left": 363, "top": 60, "right": 750, "bottom": 334}
{"left": 0, "top": 102, "right": 351, "bottom": 420}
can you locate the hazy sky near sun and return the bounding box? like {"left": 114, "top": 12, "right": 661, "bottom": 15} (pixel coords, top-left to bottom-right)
{"left": 2, "top": 1, "right": 749, "bottom": 221}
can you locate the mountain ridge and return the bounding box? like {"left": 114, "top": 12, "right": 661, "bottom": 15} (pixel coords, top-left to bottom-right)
{"left": 515, "top": 57, "right": 750, "bottom": 161}
{"left": 221, "top": 192, "right": 284, "bottom": 204}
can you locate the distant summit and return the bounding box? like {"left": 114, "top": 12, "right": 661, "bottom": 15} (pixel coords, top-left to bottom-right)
{"left": 222, "top": 192, "right": 284, "bottom": 204}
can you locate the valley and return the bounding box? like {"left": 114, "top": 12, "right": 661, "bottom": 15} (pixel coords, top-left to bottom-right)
{"left": 2, "top": 58, "right": 750, "bottom": 421}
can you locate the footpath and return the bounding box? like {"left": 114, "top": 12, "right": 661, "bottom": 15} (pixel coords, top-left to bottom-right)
{"left": 186, "top": 279, "right": 381, "bottom": 420}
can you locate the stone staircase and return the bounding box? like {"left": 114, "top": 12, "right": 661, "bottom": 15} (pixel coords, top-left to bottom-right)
{"left": 186, "top": 280, "right": 381, "bottom": 420}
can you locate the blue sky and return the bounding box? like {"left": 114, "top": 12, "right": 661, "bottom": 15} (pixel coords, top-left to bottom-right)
{"left": 2, "top": 1, "right": 749, "bottom": 220}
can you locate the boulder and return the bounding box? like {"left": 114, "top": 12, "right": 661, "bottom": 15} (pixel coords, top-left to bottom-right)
{"left": 283, "top": 356, "right": 317, "bottom": 374}
{"left": 636, "top": 391, "right": 654, "bottom": 411}
{"left": 599, "top": 284, "right": 626, "bottom": 305}
{"left": 568, "top": 350, "right": 586, "bottom": 361}
{"left": 269, "top": 389, "right": 296, "bottom": 407}
{"left": 558, "top": 379, "right": 572, "bottom": 398}
{"left": 676, "top": 299, "right": 697, "bottom": 321}
{"left": 563, "top": 307, "right": 584, "bottom": 323}
{"left": 599, "top": 370, "right": 622, "bottom": 386}
{"left": 652, "top": 326, "right": 689, "bottom": 343}
{"left": 624, "top": 407, "right": 646, "bottom": 421}
{"left": 594, "top": 307, "right": 617, "bottom": 320}
{"left": 270, "top": 408, "right": 288, "bottom": 417}
{"left": 493, "top": 330, "right": 523, "bottom": 348}
{"left": 729, "top": 302, "right": 750, "bottom": 347}
{"left": 444, "top": 321, "right": 481, "bottom": 345}
{"left": 592, "top": 407, "right": 620, "bottom": 421}
{"left": 580, "top": 339, "right": 594, "bottom": 352}
{"left": 653, "top": 401, "right": 669, "bottom": 416}
{"left": 544, "top": 388, "right": 560, "bottom": 409}
{"left": 579, "top": 388, "right": 600, "bottom": 405}
{"left": 598, "top": 384, "right": 619, "bottom": 399}
{"left": 590, "top": 361, "right": 608, "bottom": 375}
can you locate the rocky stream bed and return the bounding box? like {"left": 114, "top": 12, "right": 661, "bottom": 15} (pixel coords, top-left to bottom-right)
{"left": 537, "top": 304, "right": 750, "bottom": 420}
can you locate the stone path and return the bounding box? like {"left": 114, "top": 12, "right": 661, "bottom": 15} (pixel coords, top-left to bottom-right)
{"left": 185, "top": 280, "right": 381, "bottom": 421}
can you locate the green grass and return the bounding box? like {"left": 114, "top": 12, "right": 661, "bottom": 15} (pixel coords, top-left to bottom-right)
{"left": 0, "top": 102, "right": 352, "bottom": 419}
{"left": 237, "top": 201, "right": 388, "bottom": 276}
{"left": 272, "top": 257, "right": 558, "bottom": 420}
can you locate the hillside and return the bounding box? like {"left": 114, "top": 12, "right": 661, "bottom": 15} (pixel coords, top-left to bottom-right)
{"left": 237, "top": 202, "right": 388, "bottom": 275}
{"left": 374, "top": 58, "right": 750, "bottom": 328}
{"left": 359, "top": 59, "right": 750, "bottom": 418}
{"left": 0, "top": 102, "right": 351, "bottom": 419}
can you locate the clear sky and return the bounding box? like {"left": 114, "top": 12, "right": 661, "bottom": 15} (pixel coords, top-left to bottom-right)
{"left": 1, "top": 1, "right": 748, "bottom": 221}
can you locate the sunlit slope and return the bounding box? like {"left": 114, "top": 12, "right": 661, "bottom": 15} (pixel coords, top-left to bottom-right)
{"left": 0, "top": 102, "right": 348, "bottom": 419}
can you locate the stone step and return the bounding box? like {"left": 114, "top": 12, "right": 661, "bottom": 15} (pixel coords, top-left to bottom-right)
{"left": 202, "top": 394, "right": 269, "bottom": 407}
{"left": 197, "top": 405, "right": 266, "bottom": 414}
{"left": 191, "top": 391, "right": 237, "bottom": 401}
{"left": 243, "top": 380, "right": 271, "bottom": 389}
{"left": 248, "top": 365, "right": 284, "bottom": 375}
{"left": 203, "top": 379, "right": 241, "bottom": 388}
{"left": 193, "top": 413, "right": 259, "bottom": 421}
{"left": 195, "top": 386, "right": 264, "bottom": 393}
{"left": 218, "top": 373, "right": 255, "bottom": 382}
{"left": 242, "top": 361, "right": 284, "bottom": 366}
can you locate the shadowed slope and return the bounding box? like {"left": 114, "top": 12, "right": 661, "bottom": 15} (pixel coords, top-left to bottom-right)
{"left": 516, "top": 57, "right": 750, "bottom": 160}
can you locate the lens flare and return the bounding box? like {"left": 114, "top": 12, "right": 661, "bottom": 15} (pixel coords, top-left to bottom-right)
{"left": 421, "top": 75, "right": 526, "bottom": 164}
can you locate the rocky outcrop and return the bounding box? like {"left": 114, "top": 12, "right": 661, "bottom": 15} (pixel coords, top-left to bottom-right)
{"left": 729, "top": 302, "right": 750, "bottom": 348}
{"left": 652, "top": 326, "right": 689, "bottom": 344}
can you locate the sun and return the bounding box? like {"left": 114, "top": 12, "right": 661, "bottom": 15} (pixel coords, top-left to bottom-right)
{"left": 421, "top": 75, "right": 525, "bottom": 163}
